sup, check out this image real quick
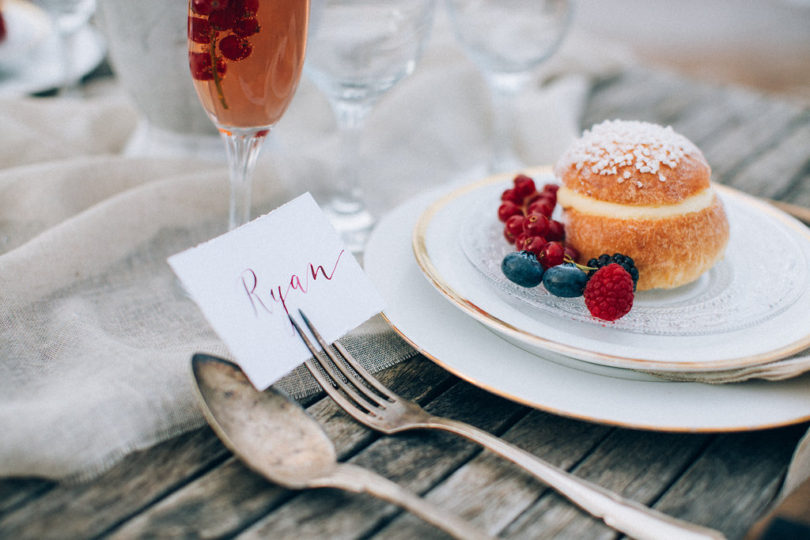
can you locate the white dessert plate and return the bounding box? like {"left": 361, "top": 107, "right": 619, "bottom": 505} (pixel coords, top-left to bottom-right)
{"left": 364, "top": 186, "right": 810, "bottom": 432}
{"left": 412, "top": 167, "right": 810, "bottom": 374}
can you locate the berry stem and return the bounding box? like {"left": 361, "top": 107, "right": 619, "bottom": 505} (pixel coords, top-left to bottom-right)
{"left": 564, "top": 256, "right": 596, "bottom": 272}
{"left": 209, "top": 28, "right": 228, "bottom": 110}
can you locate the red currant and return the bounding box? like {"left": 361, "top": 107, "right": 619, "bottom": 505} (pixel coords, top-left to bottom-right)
{"left": 523, "top": 236, "right": 547, "bottom": 257}
{"left": 189, "top": 51, "right": 226, "bottom": 81}
{"left": 543, "top": 183, "right": 559, "bottom": 194}
{"left": 501, "top": 188, "right": 522, "bottom": 205}
{"left": 188, "top": 17, "right": 214, "bottom": 44}
{"left": 233, "top": 0, "right": 259, "bottom": 16}
{"left": 505, "top": 215, "right": 526, "bottom": 238}
{"left": 192, "top": 0, "right": 230, "bottom": 15}
{"left": 498, "top": 201, "right": 522, "bottom": 222}
{"left": 209, "top": 8, "right": 237, "bottom": 30}
{"left": 540, "top": 241, "right": 565, "bottom": 269}
{"left": 564, "top": 245, "right": 580, "bottom": 262}
{"left": 513, "top": 174, "right": 536, "bottom": 198}
{"left": 219, "top": 34, "right": 252, "bottom": 60}
{"left": 233, "top": 17, "right": 260, "bottom": 37}
{"left": 523, "top": 213, "right": 550, "bottom": 237}
{"left": 547, "top": 220, "right": 565, "bottom": 241}
{"left": 528, "top": 199, "right": 555, "bottom": 218}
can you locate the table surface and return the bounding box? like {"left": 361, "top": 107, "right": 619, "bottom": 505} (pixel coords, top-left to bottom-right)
{"left": 2, "top": 67, "right": 810, "bottom": 540}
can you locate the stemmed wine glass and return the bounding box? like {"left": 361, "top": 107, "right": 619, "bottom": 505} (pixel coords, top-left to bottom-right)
{"left": 446, "top": 0, "right": 571, "bottom": 173}
{"left": 33, "top": 0, "right": 97, "bottom": 93}
{"left": 188, "top": 0, "right": 309, "bottom": 231}
{"left": 304, "top": 0, "right": 436, "bottom": 253}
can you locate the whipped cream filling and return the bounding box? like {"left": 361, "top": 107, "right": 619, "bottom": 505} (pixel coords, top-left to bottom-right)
{"left": 557, "top": 185, "right": 715, "bottom": 219}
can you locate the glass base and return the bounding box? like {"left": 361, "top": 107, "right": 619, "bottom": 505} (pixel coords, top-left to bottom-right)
{"left": 323, "top": 203, "right": 375, "bottom": 255}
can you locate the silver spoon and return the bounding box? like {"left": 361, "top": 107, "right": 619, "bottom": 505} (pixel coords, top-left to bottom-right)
{"left": 191, "top": 354, "right": 491, "bottom": 540}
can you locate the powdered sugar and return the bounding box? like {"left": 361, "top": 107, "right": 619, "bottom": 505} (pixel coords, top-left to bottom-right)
{"left": 557, "top": 120, "right": 697, "bottom": 183}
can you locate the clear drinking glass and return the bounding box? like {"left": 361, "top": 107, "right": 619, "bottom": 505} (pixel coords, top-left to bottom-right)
{"left": 446, "top": 0, "right": 571, "bottom": 173}
{"left": 33, "top": 0, "right": 97, "bottom": 92}
{"left": 97, "top": 0, "right": 220, "bottom": 159}
{"left": 188, "top": 0, "right": 310, "bottom": 231}
{"left": 305, "top": 0, "right": 436, "bottom": 253}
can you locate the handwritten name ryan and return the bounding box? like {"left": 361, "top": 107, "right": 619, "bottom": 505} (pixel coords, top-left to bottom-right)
{"left": 241, "top": 249, "right": 346, "bottom": 318}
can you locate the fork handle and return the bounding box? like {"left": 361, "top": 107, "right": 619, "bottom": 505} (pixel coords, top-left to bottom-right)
{"left": 321, "top": 463, "right": 494, "bottom": 540}
{"left": 428, "top": 416, "right": 725, "bottom": 540}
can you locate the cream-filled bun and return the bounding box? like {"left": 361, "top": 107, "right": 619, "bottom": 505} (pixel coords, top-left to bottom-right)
{"left": 554, "top": 120, "right": 729, "bottom": 291}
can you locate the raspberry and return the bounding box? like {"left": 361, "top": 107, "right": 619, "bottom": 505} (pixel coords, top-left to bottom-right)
{"left": 587, "top": 253, "right": 639, "bottom": 290}
{"left": 583, "top": 264, "right": 634, "bottom": 321}
{"left": 219, "top": 35, "right": 252, "bottom": 60}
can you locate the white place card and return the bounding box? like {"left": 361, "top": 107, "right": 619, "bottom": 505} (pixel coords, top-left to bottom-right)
{"left": 168, "top": 193, "right": 384, "bottom": 390}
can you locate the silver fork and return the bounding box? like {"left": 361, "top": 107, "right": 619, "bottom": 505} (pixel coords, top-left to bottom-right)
{"left": 290, "top": 311, "right": 725, "bottom": 540}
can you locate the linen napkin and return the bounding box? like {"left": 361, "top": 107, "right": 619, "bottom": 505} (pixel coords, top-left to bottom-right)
{"left": 0, "top": 10, "right": 623, "bottom": 482}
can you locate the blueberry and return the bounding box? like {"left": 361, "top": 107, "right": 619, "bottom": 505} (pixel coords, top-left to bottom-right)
{"left": 542, "top": 263, "right": 588, "bottom": 297}
{"left": 501, "top": 251, "right": 544, "bottom": 287}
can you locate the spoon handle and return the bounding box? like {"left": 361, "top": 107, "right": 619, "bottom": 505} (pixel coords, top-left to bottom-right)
{"left": 321, "top": 463, "right": 493, "bottom": 540}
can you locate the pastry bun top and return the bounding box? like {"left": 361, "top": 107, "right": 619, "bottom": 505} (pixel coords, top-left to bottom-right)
{"left": 554, "top": 120, "right": 711, "bottom": 206}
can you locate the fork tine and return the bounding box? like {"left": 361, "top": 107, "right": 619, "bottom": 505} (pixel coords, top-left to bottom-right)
{"left": 289, "top": 314, "right": 382, "bottom": 414}
{"left": 297, "top": 311, "right": 389, "bottom": 407}
{"left": 331, "top": 340, "right": 397, "bottom": 401}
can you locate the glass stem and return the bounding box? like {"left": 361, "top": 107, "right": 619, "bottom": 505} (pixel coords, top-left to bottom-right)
{"left": 485, "top": 71, "right": 532, "bottom": 173}
{"left": 330, "top": 99, "right": 372, "bottom": 214}
{"left": 220, "top": 129, "right": 267, "bottom": 230}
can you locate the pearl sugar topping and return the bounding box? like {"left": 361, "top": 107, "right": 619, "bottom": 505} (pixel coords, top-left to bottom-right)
{"left": 558, "top": 120, "right": 696, "bottom": 184}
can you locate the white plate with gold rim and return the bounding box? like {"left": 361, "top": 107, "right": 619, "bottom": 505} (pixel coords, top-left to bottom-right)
{"left": 411, "top": 167, "right": 810, "bottom": 375}
{"left": 364, "top": 186, "right": 810, "bottom": 431}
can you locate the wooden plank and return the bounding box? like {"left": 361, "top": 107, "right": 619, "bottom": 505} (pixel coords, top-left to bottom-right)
{"left": 726, "top": 117, "right": 810, "bottom": 198}
{"left": 653, "top": 424, "right": 808, "bottom": 540}
{"left": 500, "top": 429, "right": 712, "bottom": 539}
{"left": 582, "top": 69, "right": 701, "bottom": 128}
{"left": 0, "top": 428, "right": 229, "bottom": 539}
{"left": 368, "top": 411, "right": 612, "bottom": 539}
{"left": 103, "top": 357, "right": 457, "bottom": 539}
{"left": 0, "top": 479, "right": 53, "bottom": 516}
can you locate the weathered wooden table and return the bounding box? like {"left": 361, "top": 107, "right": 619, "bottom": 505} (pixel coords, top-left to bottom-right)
{"left": 2, "top": 68, "right": 809, "bottom": 539}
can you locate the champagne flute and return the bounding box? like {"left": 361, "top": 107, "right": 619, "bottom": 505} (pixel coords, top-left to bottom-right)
{"left": 305, "top": 0, "right": 435, "bottom": 253}
{"left": 446, "top": 0, "right": 571, "bottom": 173}
{"left": 188, "top": 0, "right": 309, "bottom": 230}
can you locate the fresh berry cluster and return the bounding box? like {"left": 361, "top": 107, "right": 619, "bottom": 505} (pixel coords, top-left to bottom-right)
{"left": 188, "top": 0, "right": 260, "bottom": 106}
{"left": 497, "top": 174, "right": 638, "bottom": 322}
{"left": 498, "top": 174, "right": 574, "bottom": 269}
